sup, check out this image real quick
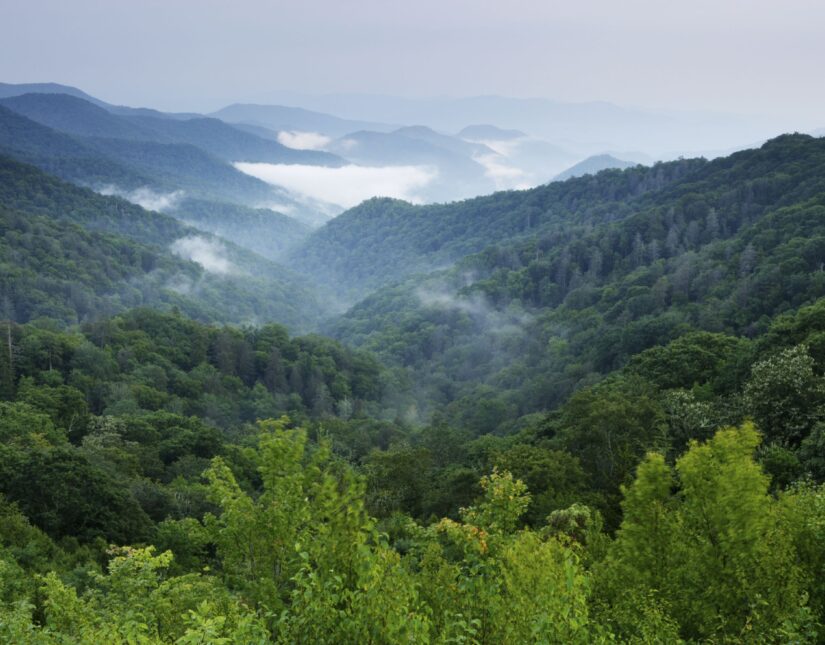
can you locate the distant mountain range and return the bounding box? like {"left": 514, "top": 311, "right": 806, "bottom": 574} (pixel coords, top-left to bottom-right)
{"left": 210, "top": 103, "right": 396, "bottom": 138}
{"left": 0, "top": 82, "right": 678, "bottom": 214}
{"left": 0, "top": 93, "right": 343, "bottom": 167}
{"left": 0, "top": 90, "right": 338, "bottom": 227}
{"left": 243, "top": 92, "right": 781, "bottom": 157}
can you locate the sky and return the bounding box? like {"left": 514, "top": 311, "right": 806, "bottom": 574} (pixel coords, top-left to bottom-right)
{"left": 1, "top": 0, "right": 823, "bottom": 125}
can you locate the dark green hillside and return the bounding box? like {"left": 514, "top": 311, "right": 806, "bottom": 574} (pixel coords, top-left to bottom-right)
{"left": 82, "top": 137, "right": 278, "bottom": 204}
{"left": 302, "top": 132, "right": 823, "bottom": 304}
{"left": 0, "top": 154, "right": 184, "bottom": 243}
{"left": 0, "top": 308, "right": 387, "bottom": 542}
{"left": 329, "top": 134, "right": 825, "bottom": 424}
{"left": 0, "top": 204, "right": 201, "bottom": 324}
{"left": 0, "top": 156, "right": 325, "bottom": 329}
{"left": 172, "top": 199, "right": 310, "bottom": 261}
{"left": 291, "top": 157, "right": 704, "bottom": 299}
{"left": 0, "top": 105, "right": 154, "bottom": 189}
{"left": 0, "top": 105, "right": 278, "bottom": 207}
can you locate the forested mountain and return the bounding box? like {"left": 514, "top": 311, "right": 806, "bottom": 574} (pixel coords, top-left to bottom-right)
{"left": 171, "top": 199, "right": 310, "bottom": 262}
{"left": 0, "top": 93, "right": 162, "bottom": 140}
{"left": 290, "top": 157, "right": 703, "bottom": 300}
{"left": 82, "top": 137, "right": 280, "bottom": 204}
{"left": 0, "top": 156, "right": 326, "bottom": 328}
{"left": 0, "top": 104, "right": 155, "bottom": 188}
{"left": 326, "top": 134, "right": 825, "bottom": 423}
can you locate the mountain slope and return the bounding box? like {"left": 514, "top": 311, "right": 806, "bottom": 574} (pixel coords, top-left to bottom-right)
{"left": 0, "top": 93, "right": 158, "bottom": 140}
{"left": 0, "top": 81, "right": 106, "bottom": 105}
{"left": 126, "top": 113, "right": 344, "bottom": 166}
{"left": 0, "top": 156, "right": 326, "bottom": 329}
{"left": 0, "top": 103, "right": 316, "bottom": 214}
{"left": 81, "top": 137, "right": 280, "bottom": 204}
{"left": 290, "top": 159, "right": 703, "bottom": 300}
{"left": 0, "top": 93, "right": 345, "bottom": 166}
{"left": 0, "top": 104, "right": 154, "bottom": 189}
{"left": 171, "top": 199, "right": 311, "bottom": 262}
{"left": 326, "top": 134, "right": 825, "bottom": 427}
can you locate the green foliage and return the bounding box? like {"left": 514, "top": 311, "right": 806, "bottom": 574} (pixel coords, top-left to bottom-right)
{"left": 294, "top": 157, "right": 702, "bottom": 300}
{"left": 329, "top": 135, "right": 825, "bottom": 430}
{"left": 0, "top": 155, "right": 327, "bottom": 329}
{"left": 598, "top": 423, "right": 813, "bottom": 641}
{"left": 5, "top": 117, "right": 825, "bottom": 641}
{"left": 744, "top": 344, "right": 825, "bottom": 446}
{"left": 170, "top": 199, "right": 310, "bottom": 263}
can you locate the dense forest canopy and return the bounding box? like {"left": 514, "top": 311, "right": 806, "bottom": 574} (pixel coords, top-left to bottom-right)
{"left": 2, "top": 82, "right": 825, "bottom": 640}
{"left": 0, "top": 155, "right": 326, "bottom": 330}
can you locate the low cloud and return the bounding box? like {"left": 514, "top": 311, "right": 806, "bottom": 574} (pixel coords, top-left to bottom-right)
{"left": 261, "top": 202, "right": 297, "bottom": 215}
{"left": 416, "top": 286, "right": 532, "bottom": 335}
{"left": 236, "top": 162, "right": 437, "bottom": 209}
{"left": 473, "top": 153, "right": 530, "bottom": 190}
{"left": 461, "top": 137, "right": 524, "bottom": 158}
{"left": 276, "top": 131, "right": 332, "bottom": 151}
{"left": 170, "top": 236, "right": 237, "bottom": 275}
{"left": 97, "top": 185, "right": 184, "bottom": 212}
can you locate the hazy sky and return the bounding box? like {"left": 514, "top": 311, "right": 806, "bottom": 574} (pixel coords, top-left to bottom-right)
{"left": 2, "top": 0, "right": 823, "bottom": 124}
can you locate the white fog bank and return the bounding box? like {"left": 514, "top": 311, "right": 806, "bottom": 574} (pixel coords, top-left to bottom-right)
{"left": 235, "top": 162, "right": 437, "bottom": 209}
{"left": 276, "top": 131, "right": 332, "bottom": 151}
{"left": 97, "top": 185, "right": 184, "bottom": 212}
{"left": 171, "top": 236, "right": 237, "bottom": 275}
